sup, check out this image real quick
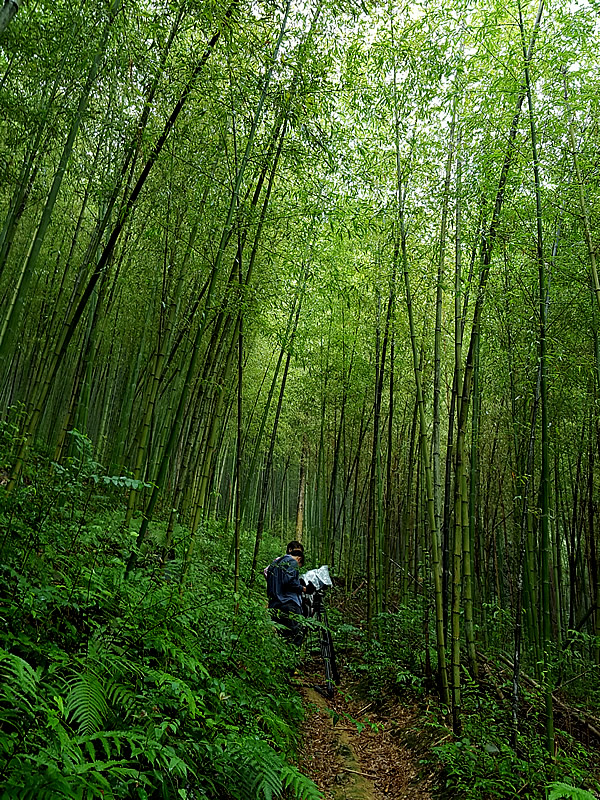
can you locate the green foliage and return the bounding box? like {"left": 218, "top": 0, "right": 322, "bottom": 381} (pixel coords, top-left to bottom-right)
{"left": 554, "top": 631, "right": 600, "bottom": 709}
{"left": 220, "top": 735, "right": 322, "bottom": 800}
{"left": 429, "top": 686, "right": 600, "bottom": 800}
{"left": 0, "top": 448, "right": 321, "bottom": 800}
{"left": 345, "top": 606, "right": 427, "bottom": 702}
{"left": 64, "top": 669, "right": 109, "bottom": 735}
{"left": 433, "top": 735, "right": 545, "bottom": 799}
{"left": 333, "top": 601, "right": 599, "bottom": 800}
{"left": 547, "top": 783, "right": 598, "bottom": 800}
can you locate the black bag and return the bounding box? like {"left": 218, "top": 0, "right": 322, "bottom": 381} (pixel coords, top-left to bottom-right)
{"left": 264, "top": 556, "right": 284, "bottom": 598}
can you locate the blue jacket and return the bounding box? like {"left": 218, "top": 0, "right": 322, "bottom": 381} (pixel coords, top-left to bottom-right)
{"left": 266, "top": 555, "right": 303, "bottom": 614}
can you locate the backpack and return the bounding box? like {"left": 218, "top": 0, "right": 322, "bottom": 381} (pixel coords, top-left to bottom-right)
{"left": 264, "top": 556, "right": 285, "bottom": 598}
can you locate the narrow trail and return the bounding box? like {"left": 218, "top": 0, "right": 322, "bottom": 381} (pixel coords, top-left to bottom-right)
{"left": 297, "top": 670, "right": 436, "bottom": 800}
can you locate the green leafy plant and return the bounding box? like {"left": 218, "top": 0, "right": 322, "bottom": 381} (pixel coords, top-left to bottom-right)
{"left": 547, "top": 783, "right": 598, "bottom": 800}
{"left": 219, "top": 735, "right": 322, "bottom": 800}
{"left": 429, "top": 690, "right": 600, "bottom": 800}
{"left": 0, "top": 448, "right": 323, "bottom": 800}
{"left": 345, "top": 607, "right": 427, "bottom": 702}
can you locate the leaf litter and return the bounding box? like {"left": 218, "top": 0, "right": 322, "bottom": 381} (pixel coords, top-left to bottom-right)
{"left": 297, "top": 665, "right": 436, "bottom": 800}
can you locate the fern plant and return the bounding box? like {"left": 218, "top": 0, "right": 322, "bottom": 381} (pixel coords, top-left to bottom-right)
{"left": 0, "top": 443, "right": 326, "bottom": 800}
{"left": 547, "top": 783, "right": 598, "bottom": 800}
{"left": 216, "top": 734, "right": 322, "bottom": 800}
{"left": 65, "top": 669, "right": 109, "bottom": 735}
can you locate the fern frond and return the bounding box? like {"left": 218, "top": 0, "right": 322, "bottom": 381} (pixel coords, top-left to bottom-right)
{"left": 0, "top": 649, "right": 39, "bottom": 701}
{"left": 145, "top": 667, "right": 198, "bottom": 717}
{"left": 222, "top": 736, "right": 322, "bottom": 800}
{"left": 65, "top": 670, "right": 108, "bottom": 735}
{"left": 548, "top": 783, "right": 597, "bottom": 800}
{"left": 5, "top": 760, "right": 75, "bottom": 800}
{"left": 85, "top": 638, "right": 145, "bottom": 681}
{"left": 106, "top": 678, "right": 138, "bottom": 716}
{"left": 0, "top": 650, "right": 41, "bottom": 730}
{"left": 282, "top": 763, "right": 323, "bottom": 800}
{"left": 76, "top": 728, "right": 147, "bottom": 760}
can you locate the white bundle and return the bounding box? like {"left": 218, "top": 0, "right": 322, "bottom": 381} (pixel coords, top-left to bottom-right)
{"left": 302, "top": 564, "right": 333, "bottom": 591}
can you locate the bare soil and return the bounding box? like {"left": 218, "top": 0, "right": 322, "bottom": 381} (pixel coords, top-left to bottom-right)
{"left": 297, "top": 664, "right": 437, "bottom": 800}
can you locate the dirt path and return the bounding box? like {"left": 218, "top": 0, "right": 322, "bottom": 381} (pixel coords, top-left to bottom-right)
{"left": 297, "top": 677, "right": 436, "bottom": 800}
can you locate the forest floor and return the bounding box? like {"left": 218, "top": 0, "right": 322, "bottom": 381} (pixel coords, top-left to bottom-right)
{"left": 297, "top": 659, "right": 437, "bottom": 800}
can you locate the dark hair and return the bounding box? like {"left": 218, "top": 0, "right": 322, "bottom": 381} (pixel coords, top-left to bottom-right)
{"left": 286, "top": 540, "right": 304, "bottom": 565}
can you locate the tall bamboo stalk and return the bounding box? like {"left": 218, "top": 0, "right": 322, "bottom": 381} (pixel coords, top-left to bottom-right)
{"left": 562, "top": 72, "right": 600, "bottom": 312}
{"left": 517, "top": 0, "right": 554, "bottom": 755}
{"left": 156, "top": 0, "right": 296, "bottom": 580}
{"left": 0, "top": 0, "right": 120, "bottom": 366}
{"left": 367, "top": 285, "right": 382, "bottom": 633}
{"left": 250, "top": 273, "right": 307, "bottom": 580}
{"left": 234, "top": 220, "right": 243, "bottom": 601}
{"left": 399, "top": 205, "right": 449, "bottom": 704}
{"left": 433, "top": 117, "right": 455, "bottom": 555}
{"left": 295, "top": 438, "right": 308, "bottom": 542}
{"left": 0, "top": 0, "right": 19, "bottom": 36}
{"left": 390, "top": 3, "right": 448, "bottom": 702}
{"left": 8, "top": 0, "right": 240, "bottom": 489}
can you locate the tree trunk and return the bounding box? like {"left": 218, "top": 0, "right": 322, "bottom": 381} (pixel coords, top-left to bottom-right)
{"left": 518, "top": 0, "right": 554, "bottom": 754}
{"left": 295, "top": 438, "right": 308, "bottom": 543}
{"left": 0, "top": 0, "right": 120, "bottom": 367}
{"left": 8, "top": 0, "right": 239, "bottom": 489}
{"left": 0, "top": 0, "right": 19, "bottom": 37}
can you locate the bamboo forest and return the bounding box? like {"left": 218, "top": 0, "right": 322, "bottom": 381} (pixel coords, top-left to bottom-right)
{"left": 1, "top": 0, "right": 600, "bottom": 797}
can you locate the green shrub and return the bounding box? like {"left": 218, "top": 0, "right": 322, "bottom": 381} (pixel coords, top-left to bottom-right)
{"left": 429, "top": 686, "right": 600, "bottom": 800}
{"left": 0, "top": 439, "right": 321, "bottom": 800}
{"left": 345, "top": 606, "right": 428, "bottom": 702}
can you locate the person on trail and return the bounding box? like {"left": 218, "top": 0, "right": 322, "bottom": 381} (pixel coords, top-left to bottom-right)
{"left": 265, "top": 541, "right": 313, "bottom": 645}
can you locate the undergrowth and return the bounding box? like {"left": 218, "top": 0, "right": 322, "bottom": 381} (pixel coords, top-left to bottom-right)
{"left": 0, "top": 432, "right": 321, "bottom": 800}
{"left": 3, "top": 425, "right": 600, "bottom": 800}
{"left": 335, "top": 600, "right": 600, "bottom": 800}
